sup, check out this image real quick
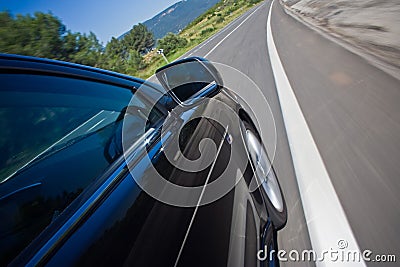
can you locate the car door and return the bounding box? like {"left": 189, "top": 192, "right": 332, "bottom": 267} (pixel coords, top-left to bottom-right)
{"left": 0, "top": 64, "right": 165, "bottom": 266}
{"left": 15, "top": 90, "right": 267, "bottom": 267}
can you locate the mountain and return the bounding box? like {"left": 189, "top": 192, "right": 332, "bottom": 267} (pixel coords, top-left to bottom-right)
{"left": 126, "top": 0, "right": 220, "bottom": 41}
{"left": 144, "top": 0, "right": 220, "bottom": 40}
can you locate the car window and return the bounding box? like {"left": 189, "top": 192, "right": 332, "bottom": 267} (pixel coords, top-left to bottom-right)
{"left": 0, "top": 73, "right": 164, "bottom": 265}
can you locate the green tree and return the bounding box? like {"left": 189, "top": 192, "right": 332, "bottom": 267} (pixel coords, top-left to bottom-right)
{"left": 0, "top": 12, "right": 65, "bottom": 59}
{"left": 0, "top": 11, "right": 15, "bottom": 53}
{"left": 100, "top": 24, "right": 152, "bottom": 75}
{"left": 99, "top": 37, "right": 123, "bottom": 71}
{"left": 61, "top": 31, "right": 80, "bottom": 61}
{"left": 124, "top": 49, "right": 145, "bottom": 73}
{"left": 157, "top": 33, "right": 188, "bottom": 55}
{"left": 69, "top": 32, "right": 103, "bottom": 66}
{"left": 122, "top": 23, "right": 154, "bottom": 55}
{"left": 105, "top": 37, "right": 123, "bottom": 56}
{"left": 0, "top": 11, "right": 153, "bottom": 75}
{"left": 99, "top": 37, "right": 125, "bottom": 72}
{"left": 61, "top": 31, "right": 103, "bottom": 67}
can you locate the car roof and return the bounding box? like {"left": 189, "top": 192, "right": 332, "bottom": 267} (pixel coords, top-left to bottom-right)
{"left": 0, "top": 53, "right": 148, "bottom": 90}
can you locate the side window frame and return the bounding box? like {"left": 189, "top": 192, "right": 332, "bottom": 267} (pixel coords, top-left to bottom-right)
{"left": 0, "top": 70, "right": 166, "bottom": 266}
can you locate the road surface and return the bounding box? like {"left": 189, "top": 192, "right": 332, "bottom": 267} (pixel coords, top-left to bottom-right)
{"left": 179, "top": 0, "right": 400, "bottom": 266}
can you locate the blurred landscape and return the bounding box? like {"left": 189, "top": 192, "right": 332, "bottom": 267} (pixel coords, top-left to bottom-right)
{"left": 282, "top": 0, "right": 400, "bottom": 74}
{"left": 3, "top": 0, "right": 397, "bottom": 79}
{"left": 0, "top": 0, "right": 261, "bottom": 79}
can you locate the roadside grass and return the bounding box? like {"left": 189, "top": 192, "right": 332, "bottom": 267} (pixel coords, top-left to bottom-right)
{"left": 136, "top": 0, "right": 262, "bottom": 79}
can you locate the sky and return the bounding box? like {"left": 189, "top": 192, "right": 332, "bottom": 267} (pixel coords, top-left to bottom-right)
{"left": 0, "top": 0, "right": 180, "bottom": 44}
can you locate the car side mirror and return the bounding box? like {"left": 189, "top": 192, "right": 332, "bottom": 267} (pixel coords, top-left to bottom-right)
{"left": 155, "top": 57, "right": 223, "bottom": 104}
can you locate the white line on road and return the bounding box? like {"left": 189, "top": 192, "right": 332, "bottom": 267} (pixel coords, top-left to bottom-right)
{"left": 204, "top": 3, "right": 265, "bottom": 58}
{"left": 266, "top": 1, "right": 366, "bottom": 266}
{"left": 186, "top": 20, "right": 235, "bottom": 57}
{"left": 148, "top": 4, "right": 263, "bottom": 81}
{"left": 183, "top": 4, "right": 263, "bottom": 58}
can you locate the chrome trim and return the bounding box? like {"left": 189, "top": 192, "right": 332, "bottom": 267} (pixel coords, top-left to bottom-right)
{"left": 158, "top": 58, "right": 220, "bottom": 107}
{"left": 170, "top": 81, "right": 218, "bottom": 107}
{"left": 185, "top": 81, "right": 217, "bottom": 104}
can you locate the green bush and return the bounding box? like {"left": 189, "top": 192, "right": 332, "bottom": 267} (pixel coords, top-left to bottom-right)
{"left": 157, "top": 33, "right": 188, "bottom": 55}
{"left": 200, "top": 27, "right": 214, "bottom": 36}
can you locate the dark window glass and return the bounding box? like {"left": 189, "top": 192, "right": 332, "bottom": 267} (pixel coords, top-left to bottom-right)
{"left": 0, "top": 73, "right": 163, "bottom": 265}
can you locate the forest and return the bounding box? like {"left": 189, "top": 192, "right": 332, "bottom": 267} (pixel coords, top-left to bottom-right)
{"left": 0, "top": 11, "right": 186, "bottom": 77}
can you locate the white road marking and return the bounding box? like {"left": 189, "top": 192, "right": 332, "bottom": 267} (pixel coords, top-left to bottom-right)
{"left": 186, "top": 26, "right": 231, "bottom": 57}
{"left": 149, "top": 3, "right": 263, "bottom": 81}
{"left": 266, "top": 1, "right": 366, "bottom": 266}
{"left": 183, "top": 5, "right": 261, "bottom": 58}
{"left": 204, "top": 3, "right": 265, "bottom": 58}
{"left": 153, "top": 19, "right": 236, "bottom": 69}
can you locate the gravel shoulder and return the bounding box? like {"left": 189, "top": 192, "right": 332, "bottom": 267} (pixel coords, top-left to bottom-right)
{"left": 280, "top": 0, "right": 400, "bottom": 79}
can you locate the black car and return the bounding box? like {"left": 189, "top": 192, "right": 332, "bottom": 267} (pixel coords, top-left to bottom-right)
{"left": 0, "top": 54, "right": 287, "bottom": 266}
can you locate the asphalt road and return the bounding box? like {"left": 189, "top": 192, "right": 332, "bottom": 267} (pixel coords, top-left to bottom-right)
{"left": 271, "top": 1, "right": 400, "bottom": 265}
{"left": 182, "top": 2, "right": 314, "bottom": 266}
{"left": 178, "top": 0, "right": 400, "bottom": 266}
